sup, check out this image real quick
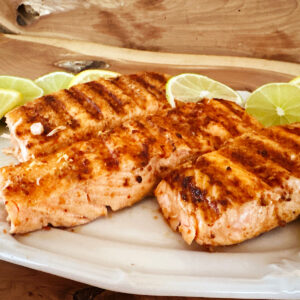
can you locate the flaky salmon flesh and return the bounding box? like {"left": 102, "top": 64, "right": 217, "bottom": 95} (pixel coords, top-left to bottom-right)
{"left": 155, "top": 123, "right": 300, "bottom": 246}
{"left": 5, "top": 72, "right": 170, "bottom": 161}
{"left": 0, "top": 99, "right": 260, "bottom": 234}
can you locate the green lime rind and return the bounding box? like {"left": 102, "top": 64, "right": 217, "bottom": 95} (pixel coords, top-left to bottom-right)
{"left": 0, "top": 89, "right": 23, "bottom": 118}
{"left": 68, "top": 69, "right": 121, "bottom": 87}
{"left": 35, "top": 71, "right": 74, "bottom": 95}
{"left": 0, "top": 76, "right": 43, "bottom": 104}
{"left": 245, "top": 83, "right": 300, "bottom": 127}
{"left": 166, "top": 73, "right": 243, "bottom": 108}
{"left": 289, "top": 76, "right": 300, "bottom": 87}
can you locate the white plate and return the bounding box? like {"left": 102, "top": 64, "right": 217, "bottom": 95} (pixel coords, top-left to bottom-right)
{"left": 0, "top": 115, "right": 300, "bottom": 299}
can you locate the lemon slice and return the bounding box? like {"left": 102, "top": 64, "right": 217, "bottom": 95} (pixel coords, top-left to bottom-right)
{"left": 166, "top": 73, "right": 243, "bottom": 108}
{"left": 0, "top": 76, "right": 43, "bottom": 104}
{"left": 35, "top": 71, "right": 74, "bottom": 95}
{"left": 289, "top": 76, "right": 300, "bottom": 87}
{"left": 245, "top": 83, "right": 300, "bottom": 127}
{"left": 68, "top": 69, "right": 121, "bottom": 87}
{"left": 0, "top": 89, "right": 23, "bottom": 119}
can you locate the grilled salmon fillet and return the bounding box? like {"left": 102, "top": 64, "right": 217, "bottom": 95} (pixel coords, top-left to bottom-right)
{"left": 155, "top": 123, "right": 300, "bottom": 246}
{"left": 0, "top": 99, "right": 260, "bottom": 234}
{"left": 5, "top": 72, "right": 170, "bottom": 161}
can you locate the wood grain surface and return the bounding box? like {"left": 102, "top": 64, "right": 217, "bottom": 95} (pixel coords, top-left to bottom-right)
{"left": 1, "top": 0, "right": 300, "bottom": 63}
{"left": 1, "top": 34, "right": 300, "bottom": 91}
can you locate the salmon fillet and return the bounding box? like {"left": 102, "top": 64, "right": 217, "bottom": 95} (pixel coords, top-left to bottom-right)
{"left": 155, "top": 123, "right": 300, "bottom": 246}
{"left": 0, "top": 99, "right": 260, "bottom": 234}
{"left": 5, "top": 72, "right": 170, "bottom": 161}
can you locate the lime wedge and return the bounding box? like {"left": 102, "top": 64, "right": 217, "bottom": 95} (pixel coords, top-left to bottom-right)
{"left": 0, "top": 76, "right": 43, "bottom": 104}
{"left": 68, "top": 69, "right": 121, "bottom": 87}
{"left": 245, "top": 83, "right": 300, "bottom": 127}
{"left": 35, "top": 71, "right": 74, "bottom": 95}
{"left": 289, "top": 76, "right": 300, "bottom": 87}
{"left": 166, "top": 73, "right": 243, "bottom": 108}
{"left": 0, "top": 89, "right": 23, "bottom": 118}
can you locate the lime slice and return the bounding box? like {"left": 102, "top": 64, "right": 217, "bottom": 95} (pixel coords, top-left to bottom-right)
{"left": 245, "top": 83, "right": 300, "bottom": 127}
{"left": 166, "top": 73, "right": 243, "bottom": 108}
{"left": 0, "top": 89, "right": 23, "bottom": 118}
{"left": 0, "top": 76, "right": 43, "bottom": 104}
{"left": 68, "top": 69, "right": 121, "bottom": 87}
{"left": 35, "top": 71, "right": 74, "bottom": 95}
{"left": 289, "top": 76, "right": 300, "bottom": 87}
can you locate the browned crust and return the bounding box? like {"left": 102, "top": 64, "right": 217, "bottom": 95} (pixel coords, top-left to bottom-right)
{"left": 5, "top": 72, "right": 170, "bottom": 161}
{"left": 157, "top": 123, "right": 300, "bottom": 245}
{"left": 1, "top": 99, "right": 260, "bottom": 233}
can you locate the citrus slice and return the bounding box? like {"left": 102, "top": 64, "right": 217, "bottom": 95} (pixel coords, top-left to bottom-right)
{"left": 245, "top": 83, "right": 300, "bottom": 127}
{"left": 0, "top": 89, "right": 23, "bottom": 119}
{"left": 68, "top": 69, "right": 121, "bottom": 87}
{"left": 35, "top": 71, "right": 74, "bottom": 95}
{"left": 289, "top": 76, "right": 300, "bottom": 87}
{"left": 166, "top": 73, "right": 243, "bottom": 108}
{"left": 0, "top": 76, "right": 43, "bottom": 104}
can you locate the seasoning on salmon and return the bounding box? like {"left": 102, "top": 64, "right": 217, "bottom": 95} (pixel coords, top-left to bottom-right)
{"left": 155, "top": 123, "right": 300, "bottom": 246}
{"left": 0, "top": 99, "right": 260, "bottom": 234}
{"left": 5, "top": 72, "right": 170, "bottom": 162}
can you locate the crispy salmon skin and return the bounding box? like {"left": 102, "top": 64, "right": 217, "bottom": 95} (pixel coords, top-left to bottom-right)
{"left": 5, "top": 72, "right": 170, "bottom": 161}
{"left": 0, "top": 99, "right": 260, "bottom": 234}
{"left": 155, "top": 123, "right": 300, "bottom": 246}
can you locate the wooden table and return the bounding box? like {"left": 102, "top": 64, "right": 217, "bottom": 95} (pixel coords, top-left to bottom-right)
{"left": 0, "top": 1, "right": 299, "bottom": 299}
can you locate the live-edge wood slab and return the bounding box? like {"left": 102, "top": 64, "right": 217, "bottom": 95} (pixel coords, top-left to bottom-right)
{"left": 0, "top": 34, "right": 300, "bottom": 92}
{"left": 1, "top": 0, "right": 300, "bottom": 64}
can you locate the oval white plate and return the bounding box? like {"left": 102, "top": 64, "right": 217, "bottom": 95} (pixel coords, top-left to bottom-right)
{"left": 0, "top": 97, "right": 300, "bottom": 299}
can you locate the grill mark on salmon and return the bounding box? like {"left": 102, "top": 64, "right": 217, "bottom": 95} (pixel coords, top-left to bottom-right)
{"left": 161, "top": 110, "right": 211, "bottom": 152}
{"left": 113, "top": 75, "right": 159, "bottom": 110}
{"left": 5, "top": 72, "right": 170, "bottom": 162}
{"left": 203, "top": 106, "right": 239, "bottom": 136}
{"left": 43, "top": 95, "right": 80, "bottom": 129}
{"left": 65, "top": 87, "right": 103, "bottom": 120}
{"left": 214, "top": 99, "right": 244, "bottom": 119}
{"left": 146, "top": 72, "right": 168, "bottom": 85}
{"left": 86, "top": 81, "right": 124, "bottom": 115}
{"left": 240, "top": 133, "right": 300, "bottom": 177}
{"left": 133, "top": 74, "right": 164, "bottom": 100}
{"left": 138, "top": 72, "right": 169, "bottom": 108}
{"left": 0, "top": 99, "right": 260, "bottom": 234}
{"left": 156, "top": 124, "right": 300, "bottom": 246}
{"left": 261, "top": 126, "right": 300, "bottom": 153}
{"left": 219, "top": 143, "right": 289, "bottom": 187}
{"left": 131, "top": 74, "right": 156, "bottom": 94}
{"left": 110, "top": 79, "right": 144, "bottom": 110}
{"left": 196, "top": 155, "right": 259, "bottom": 206}
{"left": 143, "top": 117, "right": 182, "bottom": 162}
